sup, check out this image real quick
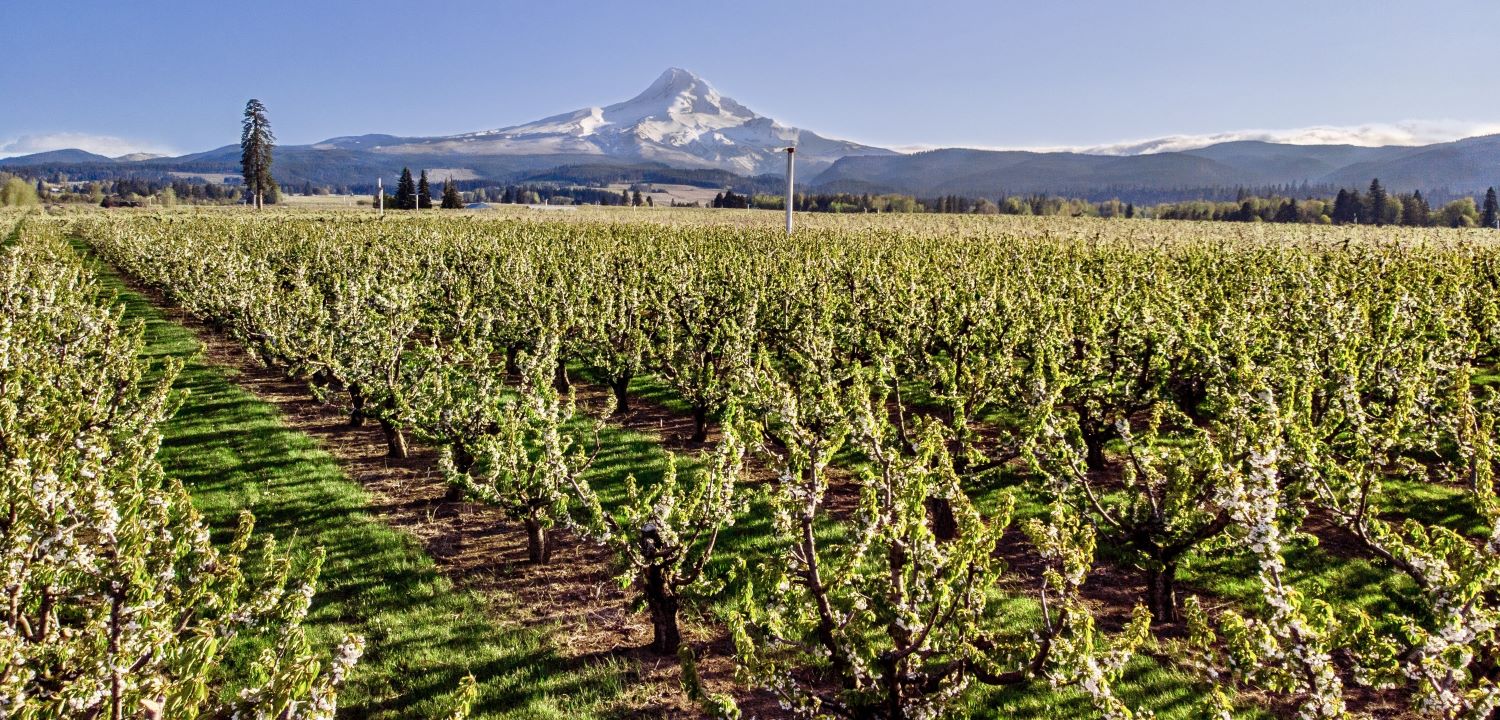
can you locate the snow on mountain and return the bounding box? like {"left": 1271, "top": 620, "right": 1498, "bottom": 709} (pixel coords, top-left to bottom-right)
{"left": 114, "top": 152, "right": 165, "bottom": 162}
{"left": 368, "top": 68, "right": 893, "bottom": 175}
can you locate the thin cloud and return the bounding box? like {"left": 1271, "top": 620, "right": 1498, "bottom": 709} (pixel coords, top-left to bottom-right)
{"left": 895, "top": 120, "right": 1500, "bottom": 156}
{"left": 0, "top": 132, "right": 177, "bottom": 159}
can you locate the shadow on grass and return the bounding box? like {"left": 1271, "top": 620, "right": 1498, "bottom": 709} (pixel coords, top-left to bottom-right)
{"left": 80, "top": 244, "right": 631, "bottom": 719}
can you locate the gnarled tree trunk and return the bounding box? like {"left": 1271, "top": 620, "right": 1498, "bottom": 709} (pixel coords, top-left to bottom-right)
{"left": 380, "top": 417, "right": 408, "bottom": 459}
{"left": 610, "top": 376, "right": 631, "bottom": 415}
{"left": 645, "top": 566, "right": 681, "bottom": 654}
{"left": 1144, "top": 561, "right": 1179, "bottom": 624}
{"left": 523, "top": 517, "right": 551, "bottom": 564}
{"left": 691, "top": 406, "right": 709, "bottom": 443}
{"left": 348, "top": 383, "right": 367, "bottom": 427}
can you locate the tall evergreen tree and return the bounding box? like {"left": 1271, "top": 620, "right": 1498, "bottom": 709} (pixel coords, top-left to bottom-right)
{"left": 1332, "top": 189, "right": 1352, "bottom": 224}
{"left": 1483, "top": 187, "right": 1499, "bottom": 229}
{"left": 239, "top": 99, "right": 276, "bottom": 210}
{"left": 440, "top": 178, "right": 464, "bottom": 209}
{"left": 395, "top": 168, "right": 416, "bottom": 210}
{"left": 417, "top": 170, "right": 433, "bottom": 209}
{"left": 1368, "top": 178, "right": 1387, "bottom": 226}
{"left": 1407, "top": 190, "right": 1431, "bottom": 226}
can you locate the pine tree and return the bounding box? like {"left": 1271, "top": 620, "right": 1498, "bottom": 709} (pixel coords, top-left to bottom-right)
{"left": 1403, "top": 190, "right": 1430, "bottom": 226}
{"left": 239, "top": 99, "right": 276, "bottom": 210}
{"left": 440, "top": 178, "right": 464, "bottom": 209}
{"left": 1483, "top": 187, "right": 1499, "bottom": 229}
{"left": 1368, "top": 178, "right": 1387, "bottom": 226}
{"left": 1333, "top": 188, "right": 1364, "bottom": 225}
{"left": 417, "top": 170, "right": 432, "bottom": 209}
{"left": 396, "top": 168, "right": 416, "bottom": 210}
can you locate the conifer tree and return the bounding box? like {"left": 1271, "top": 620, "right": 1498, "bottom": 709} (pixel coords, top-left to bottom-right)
{"left": 1400, "top": 192, "right": 1422, "bottom": 226}
{"left": 418, "top": 170, "right": 433, "bottom": 209}
{"left": 1483, "top": 187, "right": 1499, "bottom": 229}
{"left": 396, "top": 168, "right": 416, "bottom": 210}
{"left": 239, "top": 99, "right": 276, "bottom": 210}
{"left": 440, "top": 178, "right": 464, "bottom": 209}
{"left": 1331, "top": 189, "right": 1351, "bottom": 224}
{"left": 1348, "top": 189, "right": 1365, "bottom": 224}
{"left": 1368, "top": 178, "right": 1387, "bottom": 226}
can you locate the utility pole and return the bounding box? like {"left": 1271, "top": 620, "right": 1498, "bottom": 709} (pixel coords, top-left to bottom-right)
{"left": 783, "top": 146, "right": 795, "bottom": 236}
{"left": 377, "top": 177, "right": 384, "bottom": 217}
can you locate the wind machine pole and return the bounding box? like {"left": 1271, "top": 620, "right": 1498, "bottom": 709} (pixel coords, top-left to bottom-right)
{"left": 784, "top": 146, "right": 795, "bottom": 236}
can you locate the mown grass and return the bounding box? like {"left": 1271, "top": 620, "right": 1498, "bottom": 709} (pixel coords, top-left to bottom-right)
{"left": 83, "top": 246, "right": 635, "bottom": 720}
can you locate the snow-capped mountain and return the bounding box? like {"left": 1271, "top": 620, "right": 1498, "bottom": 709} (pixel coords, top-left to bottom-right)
{"left": 335, "top": 68, "right": 894, "bottom": 175}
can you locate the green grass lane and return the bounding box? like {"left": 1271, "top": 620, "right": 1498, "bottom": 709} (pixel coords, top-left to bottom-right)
{"left": 82, "top": 244, "right": 633, "bottom": 720}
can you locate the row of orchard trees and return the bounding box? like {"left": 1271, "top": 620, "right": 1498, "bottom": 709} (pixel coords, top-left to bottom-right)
{"left": 77, "top": 211, "right": 1500, "bottom": 718}
{"left": 0, "top": 214, "right": 363, "bottom": 718}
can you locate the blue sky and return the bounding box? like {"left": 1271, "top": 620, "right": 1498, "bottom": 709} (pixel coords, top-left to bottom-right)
{"left": 4, "top": 0, "right": 1499, "bottom": 157}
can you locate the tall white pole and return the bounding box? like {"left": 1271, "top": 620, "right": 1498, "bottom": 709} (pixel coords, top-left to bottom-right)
{"left": 377, "top": 177, "right": 384, "bottom": 217}
{"left": 785, "top": 147, "right": 795, "bottom": 236}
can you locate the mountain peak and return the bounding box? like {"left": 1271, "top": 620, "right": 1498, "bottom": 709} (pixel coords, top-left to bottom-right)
{"left": 365, "top": 67, "right": 893, "bottom": 175}
{"left": 654, "top": 67, "right": 703, "bottom": 89}
{"left": 622, "top": 67, "right": 741, "bottom": 114}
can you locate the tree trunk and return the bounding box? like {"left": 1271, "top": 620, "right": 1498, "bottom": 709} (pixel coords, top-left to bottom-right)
{"left": 646, "top": 569, "right": 681, "bottom": 654}
{"left": 1145, "top": 561, "right": 1179, "bottom": 623}
{"left": 444, "top": 445, "right": 473, "bottom": 502}
{"left": 348, "top": 384, "right": 367, "bottom": 427}
{"left": 380, "top": 418, "right": 408, "bottom": 459}
{"left": 524, "top": 517, "right": 551, "bottom": 564}
{"left": 610, "top": 376, "right": 631, "bottom": 415}
{"left": 926, "top": 496, "right": 960, "bottom": 541}
{"left": 691, "top": 406, "right": 709, "bottom": 443}
{"left": 505, "top": 345, "right": 520, "bottom": 375}
{"left": 553, "top": 359, "right": 571, "bottom": 393}
{"left": 1081, "top": 427, "right": 1108, "bottom": 473}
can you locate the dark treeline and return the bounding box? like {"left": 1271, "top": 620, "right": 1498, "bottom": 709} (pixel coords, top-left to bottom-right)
{"left": 465, "top": 184, "right": 655, "bottom": 207}
{"left": 1148, "top": 179, "right": 1498, "bottom": 228}
{"left": 748, "top": 179, "right": 1500, "bottom": 229}
{"left": 11, "top": 173, "right": 263, "bottom": 206}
